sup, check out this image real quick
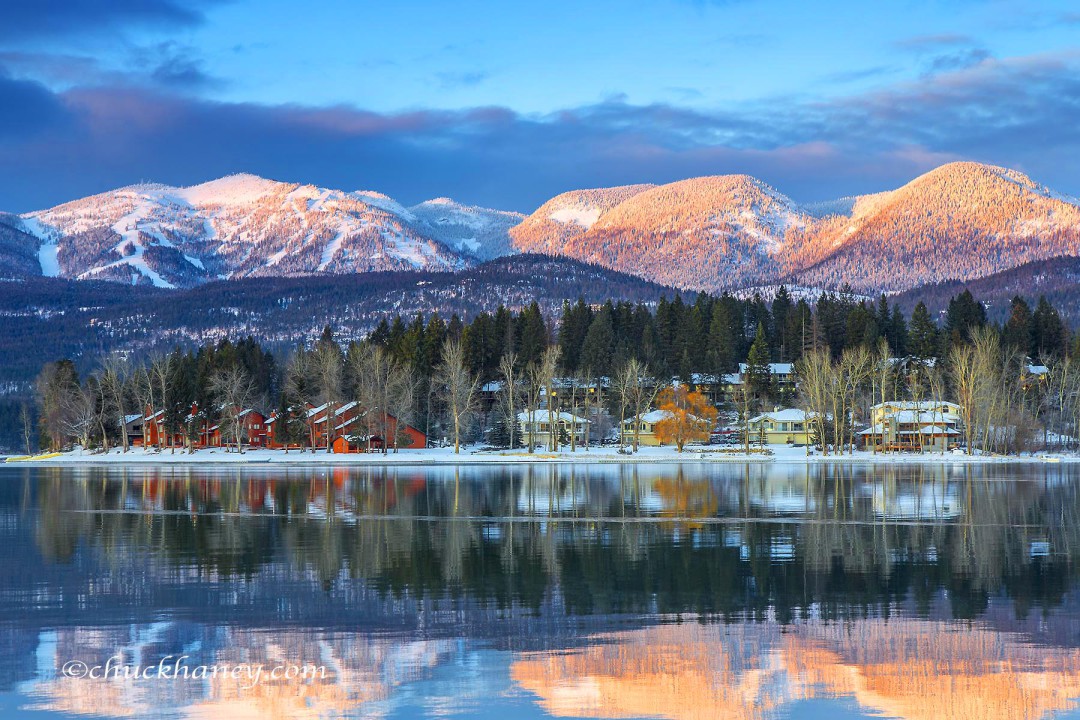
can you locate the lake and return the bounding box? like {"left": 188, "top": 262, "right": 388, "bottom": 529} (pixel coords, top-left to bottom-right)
{"left": 1, "top": 462, "right": 1079, "bottom": 719}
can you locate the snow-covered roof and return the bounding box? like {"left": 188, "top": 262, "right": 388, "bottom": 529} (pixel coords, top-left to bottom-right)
{"left": 637, "top": 409, "right": 674, "bottom": 424}
{"left": 919, "top": 425, "right": 959, "bottom": 434}
{"left": 749, "top": 408, "right": 809, "bottom": 424}
{"left": 872, "top": 401, "right": 960, "bottom": 411}
{"left": 626, "top": 409, "right": 707, "bottom": 424}
{"left": 517, "top": 410, "right": 587, "bottom": 423}
{"left": 889, "top": 409, "right": 959, "bottom": 423}
{"left": 335, "top": 401, "right": 358, "bottom": 416}
{"left": 738, "top": 362, "right": 793, "bottom": 375}
{"left": 124, "top": 413, "right": 143, "bottom": 424}
{"left": 1027, "top": 364, "right": 1049, "bottom": 375}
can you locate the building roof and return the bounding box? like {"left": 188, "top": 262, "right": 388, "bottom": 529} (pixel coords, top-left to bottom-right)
{"left": 871, "top": 400, "right": 961, "bottom": 411}
{"left": 748, "top": 408, "right": 809, "bottom": 424}
{"left": 738, "top": 362, "right": 794, "bottom": 375}
{"left": 888, "top": 409, "right": 959, "bottom": 423}
{"left": 517, "top": 410, "right": 588, "bottom": 423}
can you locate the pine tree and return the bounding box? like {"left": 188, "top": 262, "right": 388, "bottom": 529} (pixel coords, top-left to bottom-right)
{"left": 771, "top": 286, "right": 793, "bottom": 361}
{"left": 945, "top": 290, "right": 986, "bottom": 344}
{"left": 1033, "top": 296, "right": 1066, "bottom": 360}
{"left": 516, "top": 302, "right": 547, "bottom": 367}
{"left": 579, "top": 307, "right": 616, "bottom": 377}
{"left": 745, "top": 323, "right": 771, "bottom": 398}
{"left": 707, "top": 300, "right": 738, "bottom": 374}
{"left": 1002, "top": 296, "right": 1033, "bottom": 354}
{"left": 889, "top": 305, "right": 907, "bottom": 357}
{"left": 556, "top": 299, "right": 593, "bottom": 373}
{"left": 908, "top": 302, "right": 939, "bottom": 360}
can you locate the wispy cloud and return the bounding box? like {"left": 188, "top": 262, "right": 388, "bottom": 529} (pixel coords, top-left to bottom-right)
{"left": 923, "top": 47, "right": 992, "bottom": 76}
{"left": 2, "top": 50, "right": 1080, "bottom": 212}
{"left": 893, "top": 33, "right": 973, "bottom": 51}
{"left": 434, "top": 71, "right": 490, "bottom": 89}
{"left": 0, "top": 0, "right": 228, "bottom": 41}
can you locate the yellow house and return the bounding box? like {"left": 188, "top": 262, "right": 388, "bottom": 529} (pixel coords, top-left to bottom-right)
{"left": 747, "top": 408, "right": 812, "bottom": 445}
{"left": 621, "top": 410, "right": 676, "bottom": 446}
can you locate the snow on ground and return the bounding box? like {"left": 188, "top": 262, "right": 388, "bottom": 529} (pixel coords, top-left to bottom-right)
{"left": 19, "top": 217, "right": 61, "bottom": 277}
{"left": 549, "top": 206, "right": 602, "bottom": 228}
{"left": 318, "top": 229, "right": 348, "bottom": 271}
{"left": 36, "top": 241, "right": 60, "bottom": 277}
{"left": 455, "top": 238, "right": 480, "bottom": 254}
{"left": 16, "top": 443, "right": 1075, "bottom": 466}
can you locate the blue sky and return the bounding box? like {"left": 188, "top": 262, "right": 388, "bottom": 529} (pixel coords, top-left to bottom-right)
{"left": 1, "top": 0, "right": 1080, "bottom": 212}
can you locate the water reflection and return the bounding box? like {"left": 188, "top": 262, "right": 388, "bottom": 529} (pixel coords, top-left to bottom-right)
{"left": 515, "top": 620, "right": 1080, "bottom": 720}
{"left": 1, "top": 462, "right": 1080, "bottom": 719}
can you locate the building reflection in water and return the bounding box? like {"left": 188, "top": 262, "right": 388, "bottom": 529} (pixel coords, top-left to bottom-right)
{"left": 3, "top": 462, "right": 1080, "bottom": 719}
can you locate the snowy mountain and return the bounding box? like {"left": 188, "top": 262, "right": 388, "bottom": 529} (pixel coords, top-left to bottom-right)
{"left": 13, "top": 174, "right": 481, "bottom": 288}
{"left": 786, "top": 162, "right": 1080, "bottom": 292}
{"left": 511, "top": 163, "right": 1080, "bottom": 294}
{"left": 511, "top": 176, "right": 813, "bottom": 291}
{"left": 6, "top": 162, "right": 1080, "bottom": 294}
{"left": 408, "top": 198, "right": 524, "bottom": 261}
{"left": 509, "top": 184, "right": 655, "bottom": 254}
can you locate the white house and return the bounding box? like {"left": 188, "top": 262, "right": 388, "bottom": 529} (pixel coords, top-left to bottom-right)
{"left": 517, "top": 410, "right": 588, "bottom": 448}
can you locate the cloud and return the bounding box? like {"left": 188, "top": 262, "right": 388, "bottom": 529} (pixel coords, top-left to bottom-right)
{"left": 893, "top": 33, "right": 973, "bottom": 51}
{"left": 433, "top": 71, "right": 490, "bottom": 89}
{"left": 0, "top": 0, "right": 228, "bottom": 41}
{"left": 924, "top": 47, "right": 992, "bottom": 75}
{"left": 822, "top": 66, "right": 896, "bottom": 84}
{"left": 0, "top": 68, "right": 70, "bottom": 137}
{"left": 2, "top": 51, "right": 1080, "bottom": 213}
{"left": 132, "top": 42, "right": 224, "bottom": 91}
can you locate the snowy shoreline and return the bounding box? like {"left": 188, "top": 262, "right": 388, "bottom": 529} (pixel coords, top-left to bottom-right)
{"left": 6, "top": 445, "right": 1076, "bottom": 466}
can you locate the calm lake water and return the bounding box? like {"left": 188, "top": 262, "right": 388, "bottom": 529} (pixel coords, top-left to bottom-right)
{"left": 2, "top": 462, "right": 1080, "bottom": 719}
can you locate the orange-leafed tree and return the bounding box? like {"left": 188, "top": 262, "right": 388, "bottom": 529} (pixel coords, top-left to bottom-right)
{"left": 654, "top": 385, "right": 718, "bottom": 451}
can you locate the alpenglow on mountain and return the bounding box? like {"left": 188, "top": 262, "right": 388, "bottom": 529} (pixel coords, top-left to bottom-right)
{"left": 0, "top": 174, "right": 522, "bottom": 289}
{"left": 3, "top": 162, "right": 1080, "bottom": 294}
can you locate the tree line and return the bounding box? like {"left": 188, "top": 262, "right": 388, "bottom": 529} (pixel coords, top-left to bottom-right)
{"left": 29, "top": 286, "right": 1080, "bottom": 456}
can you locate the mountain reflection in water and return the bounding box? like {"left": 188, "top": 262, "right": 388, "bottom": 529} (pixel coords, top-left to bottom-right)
{"left": 1, "top": 462, "right": 1079, "bottom": 719}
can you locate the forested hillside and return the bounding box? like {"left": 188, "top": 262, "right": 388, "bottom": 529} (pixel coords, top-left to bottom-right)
{"left": 0, "top": 255, "right": 678, "bottom": 391}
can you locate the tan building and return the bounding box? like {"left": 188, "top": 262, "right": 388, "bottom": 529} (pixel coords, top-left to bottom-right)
{"left": 517, "top": 410, "right": 588, "bottom": 448}
{"left": 747, "top": 408, "right": 812, "bottom": 445}
{"left": 621, "top": 410, "right": 676, "bottom": 446}
{"left": 860, "top": 401, "right": 962, "bottom": 452}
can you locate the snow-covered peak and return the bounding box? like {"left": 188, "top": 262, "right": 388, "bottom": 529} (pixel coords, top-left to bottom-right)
{"left": 408, "top": 198, "right": 524, "bottom": 261}
{"left": 175, "top": 173, "right": 287, "bottom": 206}
{"left": 352, "top": 190, "right": 413, "bottom": 219}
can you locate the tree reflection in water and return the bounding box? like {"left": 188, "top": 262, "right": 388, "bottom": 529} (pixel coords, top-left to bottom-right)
{"left": 2, "top": 462, "right": 1079, "bottom": 719}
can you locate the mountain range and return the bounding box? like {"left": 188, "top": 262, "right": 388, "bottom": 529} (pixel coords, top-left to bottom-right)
{"left": 3, "top": 161, "right": 1080, "bottom": 295}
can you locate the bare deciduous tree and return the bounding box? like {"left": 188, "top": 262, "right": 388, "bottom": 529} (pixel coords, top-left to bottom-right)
{"left": 436, "top": 339, "right": 479, "bottom": 454}
{"left": 313, "top": 341, "right": 343, "bottom": 452}
{"left": 615, "top": 358, "right": 657, "bottom": 453}
{"left": 497, "top": 352, "right": 523, "bottom": 450}
{"left": 100, "top": 353, "right": 133, "bottom": 453}
{"left": 209, "top": 366, "right": 257, "bottom": 453}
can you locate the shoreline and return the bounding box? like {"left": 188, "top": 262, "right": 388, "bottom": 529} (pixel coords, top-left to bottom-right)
{"left": 6, "top": 446, "right": 1077, "bottom": 467}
